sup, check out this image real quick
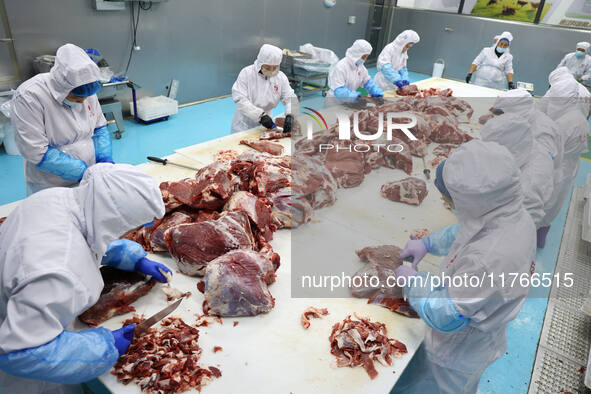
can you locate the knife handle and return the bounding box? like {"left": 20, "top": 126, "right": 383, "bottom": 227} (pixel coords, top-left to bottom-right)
{"left": 147, "top": 156, "right": 168, "bottom": 165}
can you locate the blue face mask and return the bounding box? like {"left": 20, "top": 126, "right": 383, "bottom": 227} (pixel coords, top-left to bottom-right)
{"left": 355, "top": 59, "right": 364, "bottom": 66}
{"left": 63, "top": 98, "right": 80, "bottom": 108}
{"left": 496, "top": 46, "right": 506, "bottom": 54}
{"left": 576, "top": 50, "right": 585, "bottom": 58}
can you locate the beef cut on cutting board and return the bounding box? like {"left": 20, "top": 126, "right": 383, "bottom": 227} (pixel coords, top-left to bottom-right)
{"left": 223, "top": 190, "right": 276, "bottom": 242}
{"left": 381, "top": 177, "right": 428, "bottom": 206}
{"left": 203, "top": 249, "right": 277, "bottom": 316}
{"left": 351, "top": 245, "right": 418, "bottom": 318}
{"left": 79, "top": 266, "right": 155, "bottom": 326}
{"left": 164, "top": 211, "right": 257, "bottom": 276}
{"left": 240, "top": 140, "right": 284, "bottom": 156}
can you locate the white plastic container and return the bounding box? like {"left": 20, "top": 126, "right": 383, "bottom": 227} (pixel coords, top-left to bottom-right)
{"left": 129, "top": 95, "right": 178, "bottom": 121}
{"left": 432, "top": 58, "right": 445, "bottom": 78}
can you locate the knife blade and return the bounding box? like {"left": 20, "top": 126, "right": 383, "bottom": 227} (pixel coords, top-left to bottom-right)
{"left": 147, "top": 156, "right": 200, "bottom": 171}
{"left": 135, "top": 298, "right": 183, "bottom": 335}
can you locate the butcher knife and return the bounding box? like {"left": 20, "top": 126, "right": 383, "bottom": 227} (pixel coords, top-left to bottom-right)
{"left": 134, "top": 298, "right": 183, "bottom": 335}
{"left": 147, "top": 156, "right": 200, "bottom": 171}
{"left": 421, "top": 157, "right": 431, "bottom": 180}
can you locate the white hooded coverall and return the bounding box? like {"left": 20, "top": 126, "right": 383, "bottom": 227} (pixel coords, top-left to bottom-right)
{"left": 556, "top": 42, "right": 591, "bottom": 83}
{"left": 231, "top": 44, "right": 297, "bottom": 133}
{"left": 374, "top": 30, "right": 420, "bottom": 91}
{"left": 393, "top": 140, "right": 536, "bottom": 394}
{"left": 0, "top": 164, "right": 165, "bottom": 393}
{"left": 327, "top": 39, "right": 373, "bottom": 97}
{"left": 11, "top": 44, "right": 107, "bottom": 195}
{"left": 472, "top": 32, "right": 514, "bottom": 90}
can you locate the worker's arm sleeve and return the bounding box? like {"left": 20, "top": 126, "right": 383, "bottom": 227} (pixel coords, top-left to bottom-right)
{"left": 36, "top": 146, "right": 88, "bottom": 182}
{"left": 557, "top": 55, "right": 568, "bottom": 68}
{"left": 101, "top": 239, "right": 146, "bottom": 272}
{"left": 232, "top": 70, "right": 264, "bottom": 121}
{"left": 403, "top": 272, "right": 471, "bottom": 333}
{"left": 364, "top": 79, "right": 383, "bottom": 97}
{"left": 280, "top": 73, "right": 298, "bottom": 115}
{"left": 400, "top": 66, "right": 409, "bottom": 81}
{"left": 581, "top": 62, "right": 591, "bottom": 81}
{"left": 92, "top": 126, "right": 113, "bottom": 163}
{"left": 11, "top": 94, "right": 50, "bottom": 164}
{"left": 422, "top": 223, "right": 459, "bottom": 256}
{"left": 381, "top": 64, "right": 402, "bottom": 84}
{"left": 504, "top": 56, "right": 514, "bottom": 75}
{"left": 0, "top": 328, "right": 118, "bottom": 384}
{"left": 376, "top": 44, "right": 392, "bottom": 71}
{"left": 472, "top": 49, "right": 486, "bottom": 67}
{"left": 334, "top": 86, "right": 360, "bottom": 98}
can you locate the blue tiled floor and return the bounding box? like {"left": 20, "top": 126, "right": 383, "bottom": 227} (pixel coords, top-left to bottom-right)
{"left": 0, "top": 70, "right": 586, "bottom": 393}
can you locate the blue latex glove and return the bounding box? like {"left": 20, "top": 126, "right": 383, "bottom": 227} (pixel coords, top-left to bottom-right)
{"left": 399, "top": 239, "right": 428, "bottom": 269}
{"left": 92, "top": 125, "right": 113, "bottom": 163}
{"left": 111, "top": 324, "right": 135, "bottom": 356}
{"left": 422, "top": 224, "right": 459, "bottom": 257}
{"left": 400, "top": 80, "right": 410, "bottom": 87}
{"left": 0, "top": 328, "right": 118, "bottom": 384}
{"left": 102, "top": 239, "right": 147, "bottom": 271}
{"left": 135, "top": 257, "right": 172, "bottom": 282}
{"left": 394, "top": 80, "right": 405, "bottom": 89}
{"left": 363, "top": 79, "right": 384, "bottom": 97}
{"left": 404, "top": 272, "right": 470, "bottom": 333}
{"left": 381, "top": 63, "right": 402, "bottom": 85}
{"left": 399, "top": 66, "right": 409, "bottom": 82}
{"left": 334, "top": 86, "right": 361, "bottom": 98}
{"left": 36, "top": 146, "right": 88, "bottom": 182}
{"left": 395, "top": 264, "right": 418, "bottom": 281}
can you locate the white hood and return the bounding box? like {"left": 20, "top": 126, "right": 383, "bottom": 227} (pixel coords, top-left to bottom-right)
{"left": 73, "top": 163, "right": 165, "bottom": 258}
{"left": 545, "top": 66, "right": 589, "bottom": 119}
{"left": 393, "top": 30, "right": 420, "bottom": 50}
{"left": 444, "top": 140, "right": 522, "bottom": 245}
{"left": 48, "top": 43, "right": 101, "bottom": 103}
{"left": 254, "top": 44, "right": 283, "bottom": 73}
{"left": 345, "top": 39, "right": 372, "bottom": 64}
{"left": 577, "top": 41, "right": 591, "bottom": 54}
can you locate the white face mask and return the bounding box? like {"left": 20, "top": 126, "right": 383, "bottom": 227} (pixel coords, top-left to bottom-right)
{"left": 63, "top": 98, "right": 81, "bottom": 108}
{"left": 261, "top": 68, "right": 278, "bottom": 77}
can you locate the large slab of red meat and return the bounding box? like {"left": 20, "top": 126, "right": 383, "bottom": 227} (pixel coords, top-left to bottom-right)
{"left": 381, "top": 177, "right": 428, "bottom": 206}
{"left": 203, "top": 249, "right": 277, "bottom": 316}
{"left": 259, "top": 130, "right": 291, "bottom": 140}
{"left": 432, "top": 144, "right": 458, "bottom": 158}
{"left": 352, "top": 246, "right": 418, "bottom": 318}
{"left": 78, "top": 267, "right": 155, "bottom": 327}
{"left": 329, "top": 314, "right": 408, "bottom": 379}
{"left": 147, "top": 211, "right": 193, "bottom": 252}
{"left": 267, "top": 187, "right": 313, "bottom": 228}
{"left": 223, "top": 190, "right": 276, "bottom": 242}
{"left": 396, "top": 84, "right": 420, "bottom": 96}
{"left": 324, "top": 145, "right": 366, "bottom": 188}
{"left": 230, "top": 152, "right": 291, "bottom": 196}
{"left": 164, "top": 211, "right": 256, "bottom": 276}
{"left": 381, "top": 138, "right": 413, "bottom": 175}
{"left": 274, "top": 116, "right": 301, "bottom": 135}
{"left": 292, "top": 155, "right": 338, "bottom": 208}
{"left": 112, "top": 316, "right": 220, "bottom": 393}
{"left": 240, "top": 139, "right": 284, "bottom": 156}
{"left": 425, "top": 114, "right": 465, "bottom": 144}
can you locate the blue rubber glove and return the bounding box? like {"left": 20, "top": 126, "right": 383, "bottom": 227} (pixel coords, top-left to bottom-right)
{"left": 395, "top": 264, "right": 418, "bottom": 281}
{"left": 92, "top": 125, "right": 113, "bottom": 164}
{"left": 0, "top": 328, "right": 119, "bottom": 384}
{"left": 36, "top": 146, "right": 88, "bottom": 182}
{"left": 399, "top": 66, "right": 409, "bottom": 82}
{"left": 422, "top": 224, "right": 459, "bottom": 257}
{"left": 135, "top": 257, "right": 172, "bottom": 282}
{"left": 381, "top": 63, "right": 402, "bottom": 85}
{"left": 395, "top": 80, "right": 405, "bottom": 89}
{"left": 363, "top": 79, "right": 384, "bottom": 97}
{"left": 111, "top": 324, "right": 135, "bottom": 356}
{"left": 399, "top": 239, "right": 428, "bottom": 269}
{"left": 334, "top": 86, "right": 361, "bottom": 98}
{"left": 401, "top": 80, "right": 410, "bottom": 87}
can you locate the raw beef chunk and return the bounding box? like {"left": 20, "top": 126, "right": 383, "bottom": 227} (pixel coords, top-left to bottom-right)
{"left": 240, "top": 139, "right": 284, "bottom": 156}
{"left": 223, "top": 191, "right": 276, "bottom": 242}
{"left": 164, "top": 211, "right": 256, "bottom": 276}
{"left": 260, "top": 130, "right": 291, "bottom": 140}
{"left": 267, "top": 187, "right": 313, "bottom": 228}
{"left": 203, "top": 250, "right": 277, "bottom": 316}
{"left": 147, "top": 211, "right": 193, "bottom": 252}
{"left": 381, "top": 177, "right": 428, "bottom": 206}
{"left": 324, "top": 145, "right": 366, "bottom": 188}
{"left": 382, "top": 138, "right": 413, "bottom": 175}
{"left": 301, "top": 307, "right": 329, "bottom": 329}
{"left": 275, "top": 116, "right": 301, "bottom": 135}
{"left": 426, "top": 115, "right": 465, "bottom": 144}
{"left": 79, "top": 267, "right": 155, "bottom": 326}
{"left": 292, "top": 155, "right": 338, "bottom": 208}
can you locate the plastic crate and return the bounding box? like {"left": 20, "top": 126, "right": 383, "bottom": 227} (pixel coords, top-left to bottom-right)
{"left": 129, "top": 95, "right": 178, "bottom": 121}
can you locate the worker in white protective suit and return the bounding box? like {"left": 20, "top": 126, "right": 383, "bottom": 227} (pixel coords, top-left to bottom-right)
{"left": 392, "top": 140, "right": 536, "bottom": 394}
{"left": 374, "top": 30, "right": 420, "bottom": 91}
{"left": 12, "top": 43, "right": 113, "bottom": 196}
{"left": 0, "top": 164, "right": 171, "bottom": 394}
{"left": 555, "top": 42, "right": 591, "bottom": 83}
{"left": 326, "top": 39, "right": 383, "bottom": 99}
{"left": 466, "top": 31, "right": 515, "bottom": 90}
{"left": 536, "top": 67, "right": 591, "bottom": 247}
{"left": 231, "top": 44, "right": 298, "bottom": 134}
{"left": 480, "top": 89, "right": 556, "bottom": 236}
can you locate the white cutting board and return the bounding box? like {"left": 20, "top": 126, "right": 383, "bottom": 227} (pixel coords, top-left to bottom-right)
{"left": 384, "top": 77, "right": 504, "bottom": 98}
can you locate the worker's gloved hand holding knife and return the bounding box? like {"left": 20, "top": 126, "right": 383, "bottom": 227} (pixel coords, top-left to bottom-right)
{"left": 399, "top": 238, "right": 428, "bottom": 269}
{"left": 112, "top": 325, "right": 135, "bottom": 355}
{"left": 283, "top": 114, "right": 293, "bottom": 134}
{"left": 259, "top": 114, "right": 275, "bottom": 129}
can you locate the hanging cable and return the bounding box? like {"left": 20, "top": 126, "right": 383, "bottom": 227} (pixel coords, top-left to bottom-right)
{"left": 123, "top": 2, "right": 142, "bottom": 77}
